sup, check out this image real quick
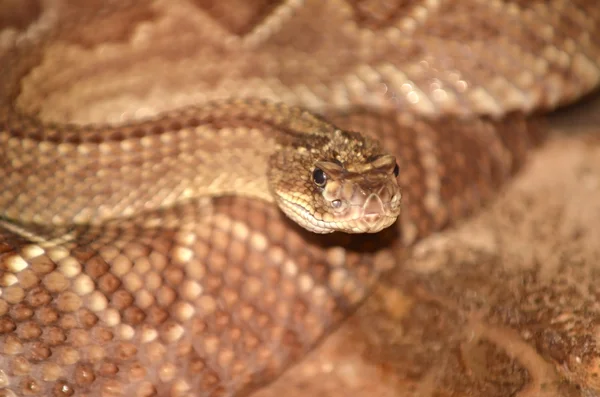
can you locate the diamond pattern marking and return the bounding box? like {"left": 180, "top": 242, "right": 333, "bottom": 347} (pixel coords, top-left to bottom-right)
{"left": 192, "top": 0, "right": 286, "bottom": 36}
{"left": 347, "top": 0, "right": 419, "bottom": 30}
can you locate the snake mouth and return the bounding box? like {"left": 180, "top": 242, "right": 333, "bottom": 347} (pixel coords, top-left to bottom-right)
{"left": 279, "top": 197, "right": 400, "bottom": 234}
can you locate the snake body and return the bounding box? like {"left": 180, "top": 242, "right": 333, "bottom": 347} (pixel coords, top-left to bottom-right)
{"left": 1, "top": 100, "right": 403, "bottom": 235}
{"left": 0, "top": 1, "right": 599, "bottom": 396}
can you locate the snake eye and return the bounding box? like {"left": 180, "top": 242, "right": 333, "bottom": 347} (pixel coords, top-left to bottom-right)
{"left": 312, "top": 167, "right": 327, "bottom": 187}
{"left": 393, "top": 163, "right": 400, "bottom": 177}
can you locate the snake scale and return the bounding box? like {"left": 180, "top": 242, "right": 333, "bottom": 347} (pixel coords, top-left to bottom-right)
{"left": 0, "top": 1, "right": 599, "bottom": 396}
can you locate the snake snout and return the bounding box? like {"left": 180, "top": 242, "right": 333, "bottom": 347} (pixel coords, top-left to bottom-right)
{"left": 363, "top": 193, "right": 384, "bottom": 215}
{"left": 338, "top": 182, "right": 401, "bottom": 233}
{"left": 355, "top": 183, "right": 400, "bottom": 213}
{"left": 361, "top": 194, "right": 386, "bottom": 229}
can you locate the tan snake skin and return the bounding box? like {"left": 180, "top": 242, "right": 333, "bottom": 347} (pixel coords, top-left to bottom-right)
{"left": 1, "top": 1, "right": 600, "bottom": 396}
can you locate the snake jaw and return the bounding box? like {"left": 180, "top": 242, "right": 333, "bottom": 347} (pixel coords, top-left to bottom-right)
{"left": 276, "top": 195, "right": 401, "bottom": 234}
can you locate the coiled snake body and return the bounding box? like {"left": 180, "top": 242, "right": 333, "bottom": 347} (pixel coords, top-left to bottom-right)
{"left": 0, "top": 1, "right": 599, "bottom": 396}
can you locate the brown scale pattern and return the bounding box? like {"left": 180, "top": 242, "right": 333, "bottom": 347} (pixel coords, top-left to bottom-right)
{"left": 0, "top": 115, "right": 540, "bottom": 396}
{"left": 1, "top": 197, "right": 393, "bottom": 397}
{"left": 0, "top": 1, "right": 598, "bottom": 397}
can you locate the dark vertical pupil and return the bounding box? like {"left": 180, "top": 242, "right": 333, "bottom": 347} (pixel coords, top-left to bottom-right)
{"left": 393, "top": 163, "right": 399, "bottom": 177}
{"left": 312, "top": 168, "right": 327, "bottom": 186}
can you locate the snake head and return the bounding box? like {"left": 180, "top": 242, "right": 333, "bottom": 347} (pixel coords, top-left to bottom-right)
{"left": 270, "top": 150, "right": 402, "bottom": 234}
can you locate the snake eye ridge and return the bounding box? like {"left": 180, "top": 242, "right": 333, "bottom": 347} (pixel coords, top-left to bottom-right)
{"left": 312, "top": 167, "right": 327, "bottom": 187}
{"left": 393, "top": 163, "right": 400, "bottom": 177}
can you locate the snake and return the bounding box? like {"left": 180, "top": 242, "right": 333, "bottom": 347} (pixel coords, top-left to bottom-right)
{"left": 0, "top": 1, "right": 599, "bottom": 396}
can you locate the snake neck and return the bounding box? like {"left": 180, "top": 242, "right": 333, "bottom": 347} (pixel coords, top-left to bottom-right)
{"left": 0, "top": 100, "right": 341, "bottom": 226}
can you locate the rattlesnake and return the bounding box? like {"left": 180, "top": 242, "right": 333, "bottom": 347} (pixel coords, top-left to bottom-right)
{"left": 0, "top": 1, "right": 599, "bottom": 397}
